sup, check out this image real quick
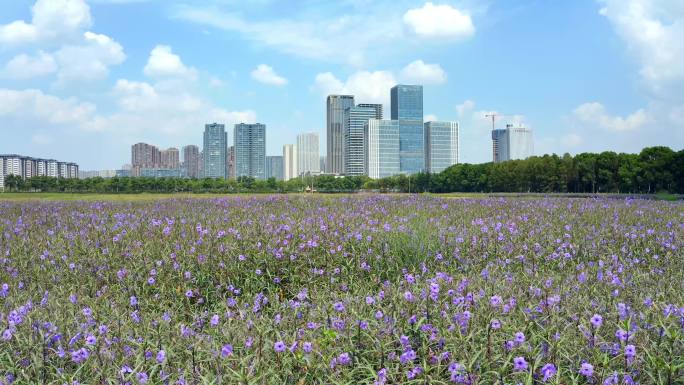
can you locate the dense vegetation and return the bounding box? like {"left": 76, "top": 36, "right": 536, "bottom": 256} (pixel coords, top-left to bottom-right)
{"left": 3, "top": 146, "right": 682, "bottom": 194}
{"left": 0, "top": 196, "right": 682, "bottom": 384}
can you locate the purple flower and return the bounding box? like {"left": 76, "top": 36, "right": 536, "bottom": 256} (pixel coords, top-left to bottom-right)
{"left": 302, "top": 342, "right": 312, "bottom": 353}
{"left": 337, "top": 352, "right": 351, "bottom": 365}
{"left": 274, "top": 341, "right": 286, "bottom": 353}
{"left": 85, "top": 335, "right": 97, "bottom": 345}
{"left": 490, "top": 319, "right": 501, "bottom": 329}
{"left": 513, "top": 356, "right": 528, "bottom": 371}
{"left": 514, "top": 331, "right": 525, "bottom": 343}
{"left": 136, "top": 372, "right": 148, "bottom": 384}
{"left": 210, "top": 314, "right": 220, "bottom": 327}
{"left": 156, "top": 350, "right": 166, "bottom": 363}
{"left": 540, "top": 363, "right": 556, "bottom": 382}
{"left": 71, "top": 347, "right": 89, "bottom": 363}
{"left": 579, "top": 362, "right": 594, "bottom": 377}
{"left": 490, "top": 295, "right": 503, "bottom": 307}
{"left": 590, "top": 314, "right": 603, "bottom": 328}
{"left": 221, "top": 344, "right": 233, "bottom": 357}
{"left": 333, "top": 302, "right": 345, "bottom": 312}
{"left": 400, "top": 349, "right": 417, "bottom": 365}
{"left": 185, "top": 290, "right": 194, "bottom": 298}
{"left": 624, "top": 344, "right": 636, "bottom": 358}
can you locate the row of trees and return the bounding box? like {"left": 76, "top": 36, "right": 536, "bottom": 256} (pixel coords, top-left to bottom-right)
{"left": 3, "top": 146, "right": 683, "bottom": 194}
{"left": 2, "top": 173, "right": 370, "bottom": 194}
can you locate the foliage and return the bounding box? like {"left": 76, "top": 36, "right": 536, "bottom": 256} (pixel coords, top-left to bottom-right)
{"left": 0, "top": 196, "right": 682, "bottom": 384}
{"left": 3, "top": 146, "right": 683, "bottom": 194}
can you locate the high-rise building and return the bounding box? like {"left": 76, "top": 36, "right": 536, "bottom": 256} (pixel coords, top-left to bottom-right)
{"left": 131, "top": 142, "right": 161, "bottom": 176}
{"left": 391, "top": 85, "right": 423, "bottom": 121}
{"left": 161, "top": 148, "right": 180, "bottom": 169}
{"left": 326, "top": 95, "right": 355, "bottom": 174}
{"left": 297, "top": 132, "right": 320, "bottom": 175}
{"left": 266, "top": 156, "right": 284, "bottom": 180}
{"left": 227, "top": 146, "right": 235, "bottom": 179}
{"left": 345, "top": 104, "right": 383, "bottom": 176}
{"left": 364, "top": 119, "right": 400, "bottom": 179}
{"left": 182, "top": 145, "right": 200, "bottom": 178}
{"left": 203, "top": 123, "right": 228, "bottom": 178}
{"left": 234, "top": 123, "right": 266, "bottom": 180}
{"left": 391, "top": 85, "right": 424, "bottom": 174}
{"left": 424, "top": 121, "right": 459, "bottom": 173}
{"left": 283, "top": 144, "right": 298, "bottom": 181}
{"left": 492, "top": 124, "right": 534, "bottom": 162}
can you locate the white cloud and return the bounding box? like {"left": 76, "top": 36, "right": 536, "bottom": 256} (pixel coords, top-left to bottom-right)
{"left": 54, "top": 31, "right": 126, "bottom": 84}
{"left": 0, "top": 88, "right": 96, "bottom": 125}
{"left": 403, "top": 2, "right": 475, "bottom": 39}
{"left": 172, "top": 3, "right": 471, "bottom": 66}
{"left": 599, "top": 0, "right": 684, "bottom": 97}
{"left": 0, "top": 0, "right": 91, "bottom": 45}
{"left": 400, "top": 60, "right": 447, "bottom": 84}
{"left": 573, "top": 102, "right": 648, "bottom": 132}
{"left": 0, "top": 21, "right": 39, "bottom": 45}
{"left": 144, "top": 45, "right": 197, "bottom": 80}
{"left": 313, "top": 70, "right": 397, "bottom": 108}
{"left": 250, "top": 64, "right": 288, "bottom": 86}
{"left": 2, "top": 51, "right": 57, "bottom": 79}
{"left": 425, "top": 114, "right": 438, "bottom": 122}
{"left": 456, "top": 99, "right": 476, "bottom": 117}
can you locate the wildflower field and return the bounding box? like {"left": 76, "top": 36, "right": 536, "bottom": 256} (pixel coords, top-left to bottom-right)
{"left": 0, "top": 195, "right": 682, "bottom": 384}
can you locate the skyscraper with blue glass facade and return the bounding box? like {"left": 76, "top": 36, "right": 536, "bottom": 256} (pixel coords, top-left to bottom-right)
{"left": 390, "top": 85, "right": 424, "bottom": 174}
{"left": 203, "top": 123, "right": 227, "bottom": 179}
{"left": 234, "top": 123, "right": 266, "bottom": 180}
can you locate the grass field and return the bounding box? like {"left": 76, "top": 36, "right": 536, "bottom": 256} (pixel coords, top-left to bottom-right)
{"left": 0, "top": 194, "right": 681, "bottom": 384}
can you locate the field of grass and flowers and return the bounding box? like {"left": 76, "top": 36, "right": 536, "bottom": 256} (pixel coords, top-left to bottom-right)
{"left": 0, "top": 195, "right": 682, "bottom": 384}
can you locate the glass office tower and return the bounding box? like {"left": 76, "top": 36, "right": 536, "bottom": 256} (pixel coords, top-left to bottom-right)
{"left": 345, "top": 104, "right": 382, "bottom": 176}
{"left": 234, "top": 123, "right": 266, "bottom": 179}
{"left": 390, "top": 85, "right": 424, "bottom": 174}
{"left": 326, "top": 95, "right": 355, "bottom": 174}
{"left": 203, "top": 123, "right": 227, "bottom": 178}
{"left": 424, "top": 121, "right": 459, "bottom": 173}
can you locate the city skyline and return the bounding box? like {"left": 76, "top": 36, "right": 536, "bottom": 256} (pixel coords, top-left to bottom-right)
{"left": 1, "top": 0, "right": 683, "bottom": 170}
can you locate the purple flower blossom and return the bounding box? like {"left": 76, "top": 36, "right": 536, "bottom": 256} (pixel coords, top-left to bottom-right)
{"left": 274, "top": 341, "right": 286, "bottom": 353}
{"left": 540, "top": 363, "right": 556, "bottom": 382}
{"left": 590, "top": 314, "right": 603, "bottom": 328}
{"left": 221, "top": 344, "right": 233, "bottom": 357}
{"left": 156, "top": 350, "right": 166, "bottom": 363}
{"left": 513, "top": 356, "right": 528, "bottom": 371}
{"left": 579, "top": 362, "right": 594, "bottom": 377}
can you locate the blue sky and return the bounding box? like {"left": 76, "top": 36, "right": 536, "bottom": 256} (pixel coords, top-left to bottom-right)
{"left": 1, "top": 0, "right": 683, "bottom": 170}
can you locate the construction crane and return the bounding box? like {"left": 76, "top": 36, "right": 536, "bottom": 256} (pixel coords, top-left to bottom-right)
{"left": 484, "top": 113, "right": 519, "bottom": 130}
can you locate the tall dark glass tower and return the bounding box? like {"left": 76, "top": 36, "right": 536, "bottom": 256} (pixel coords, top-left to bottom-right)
{"left": 390, "top": 85, "right": 424, "bottom": 174}
{"left": 326, "top": 95, "right": 355, "bottom": 174}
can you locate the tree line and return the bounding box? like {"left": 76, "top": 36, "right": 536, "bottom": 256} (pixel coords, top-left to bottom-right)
{"left": 3, "top": 146, "right": 683, "bottom": 194}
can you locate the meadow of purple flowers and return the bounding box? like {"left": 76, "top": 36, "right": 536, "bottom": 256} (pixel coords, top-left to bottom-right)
{"left": 0, "top": 195, "right": 682, "bottom": 384}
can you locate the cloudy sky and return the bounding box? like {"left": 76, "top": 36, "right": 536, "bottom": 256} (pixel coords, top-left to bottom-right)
{"left": 1, "top": 0, "right": 683, "bottom": 169}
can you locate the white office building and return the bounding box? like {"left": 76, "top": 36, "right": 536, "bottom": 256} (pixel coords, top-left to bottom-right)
{"left": 297, "top": 132, "right": 320, "bottom": 176}
{"left": 492, "top": 124, "right": 534, "bottom": 163}
{"left": 424, "top": 121, "right": 459, "bottom": 173}
{"left": 364, "top": 119, "right": 400, "bottom": 179}
{"left": 283, "top": 144, "right": 298, "bottom": 181}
